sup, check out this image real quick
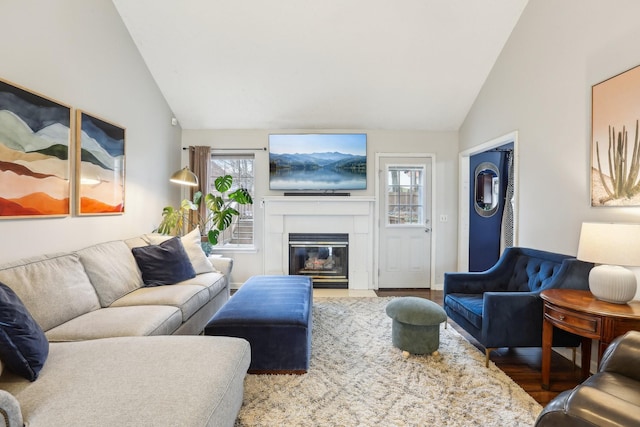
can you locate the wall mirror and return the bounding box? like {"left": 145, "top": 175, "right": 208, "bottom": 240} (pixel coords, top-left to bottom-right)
{"left": 474, "top": 162, "right": 499, "bottom": 217}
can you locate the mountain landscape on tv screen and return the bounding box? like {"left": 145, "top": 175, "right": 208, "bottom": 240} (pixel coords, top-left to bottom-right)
{"left": 269, "top": 151, "right": 367, "bottom": 190}
{"left": 269, "top": 151, "right": 366, "bottom": 171}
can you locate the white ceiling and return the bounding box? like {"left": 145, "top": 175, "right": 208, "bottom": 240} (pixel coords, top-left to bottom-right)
{"left": 112, "top": 0, "right": 528, "bottom": 131}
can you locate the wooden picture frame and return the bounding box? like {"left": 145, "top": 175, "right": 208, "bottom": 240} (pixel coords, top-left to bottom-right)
{"left": 591, "top": 64, "right": 640, "bottom": 206}
{"left": 0, "top": 78, "right": 71, "bottom": 218}
{"left": 75, "top": 110, "right": 125, "bottom": 215}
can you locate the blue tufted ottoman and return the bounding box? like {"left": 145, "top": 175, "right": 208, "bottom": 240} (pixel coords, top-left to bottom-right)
{"left": 204, "top": 275, "right": 313, "bottom": 374}
{"left": 385, "top": 297, "right": 447, "bottom": 357}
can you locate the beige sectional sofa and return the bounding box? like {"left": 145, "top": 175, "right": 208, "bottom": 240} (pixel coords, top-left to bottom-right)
{"left": 0, "top": 230, "right": 251, "bottom": 427}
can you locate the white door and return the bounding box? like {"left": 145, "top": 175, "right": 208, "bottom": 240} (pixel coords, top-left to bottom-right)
{"left": 378, "top": 156, "right": 432, "bottom": 288}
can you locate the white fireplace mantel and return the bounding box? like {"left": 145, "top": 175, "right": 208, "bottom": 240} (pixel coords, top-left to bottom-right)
{"left": 262, "top": 196, "right": 375, "bottom": 289}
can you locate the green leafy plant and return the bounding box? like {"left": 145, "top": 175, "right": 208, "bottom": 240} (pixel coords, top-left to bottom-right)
{"left": 156, "top": 175, "right": 253, "bottom": 245}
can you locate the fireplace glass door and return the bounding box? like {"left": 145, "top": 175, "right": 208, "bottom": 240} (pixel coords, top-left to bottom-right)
{"left": 289, "top": 233, "right": 348, "bottom": 288}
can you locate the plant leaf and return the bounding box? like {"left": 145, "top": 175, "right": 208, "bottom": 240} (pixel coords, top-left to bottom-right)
{"left": 214, "top": 175, "right": 233, "bottom": 193}
{"left": 228, "top": 188, "right": 253, "bottom": 204}
{"left": 192, "top": 191, "right": 203, "bottom": 207}
{"left": 207, "top": 229, "right": 220, "bottom": 245}
{"left": 213, "top": 209, "right": 234, "bottom": 231}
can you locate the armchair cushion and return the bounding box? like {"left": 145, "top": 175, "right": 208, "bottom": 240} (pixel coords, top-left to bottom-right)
{"left": 507, "top": 257, "right": 563, "bottom": 292}
{"left": 444, "top": 294, "right": 483, "bottom": 329}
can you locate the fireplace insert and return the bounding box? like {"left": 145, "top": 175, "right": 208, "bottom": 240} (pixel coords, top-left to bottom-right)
{"left": 289, "top": 233, "right": 348, "bottom": 288}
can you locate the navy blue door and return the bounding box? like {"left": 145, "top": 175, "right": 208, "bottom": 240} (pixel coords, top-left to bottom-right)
{"left": 469, "top": 149, "right": 510, "bottom": 272}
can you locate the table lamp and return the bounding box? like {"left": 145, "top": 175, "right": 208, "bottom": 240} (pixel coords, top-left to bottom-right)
{"left": 169, "top": 166, "right": 198, "bottom": 186}
{"left": 577, "top": 222, "right": 640, "bottom": 304}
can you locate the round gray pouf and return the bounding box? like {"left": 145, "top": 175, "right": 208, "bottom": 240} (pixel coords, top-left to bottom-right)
{"left": 385, "top": 297, "right": 447, "bottom": 356}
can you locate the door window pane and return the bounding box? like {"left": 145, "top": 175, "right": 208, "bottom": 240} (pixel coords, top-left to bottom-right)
{"left": 386, "top": 166, "right": 424, "bottom": 225}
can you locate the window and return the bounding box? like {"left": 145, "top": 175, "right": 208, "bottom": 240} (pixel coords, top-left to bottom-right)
{"left": 386, "top": 165, "right": 425, "bottom": 225}
{"left": 209, "top": 153, "right": 254, "bottom": 248}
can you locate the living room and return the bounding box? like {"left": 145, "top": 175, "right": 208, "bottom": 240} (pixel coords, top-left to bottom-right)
{"left": 2, "top": 0, "right": 640, "bottom": 295}
{"left": 2, "top": 0, "right": 640, "bottom": 425}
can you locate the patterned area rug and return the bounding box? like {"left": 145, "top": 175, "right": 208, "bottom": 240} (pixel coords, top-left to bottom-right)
{"left": 235, "top": 297, "right": 542, "bottom": 426}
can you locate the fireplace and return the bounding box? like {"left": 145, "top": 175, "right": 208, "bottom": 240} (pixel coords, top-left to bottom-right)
{"left": 289, "top": 233, "right": 348, "bottom": 288}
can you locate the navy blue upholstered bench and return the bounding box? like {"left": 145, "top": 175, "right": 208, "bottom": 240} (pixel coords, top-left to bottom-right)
{"left": 204, "top": 275, "right": 313, "bottom": 374}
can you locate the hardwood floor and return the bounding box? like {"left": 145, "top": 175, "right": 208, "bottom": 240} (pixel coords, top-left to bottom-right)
{"left": 375, "top": 288, "right": 583, "bottom": 406}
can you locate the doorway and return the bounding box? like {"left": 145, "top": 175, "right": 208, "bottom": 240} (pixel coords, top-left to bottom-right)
{"left": 458, "top": 132, "right": 518, "bottom": 272}
{"left": 469, "top": 145, "right": 513, "bottom": 271}
{"left": 375, "top": 154, "right": 434, "bottom": 288}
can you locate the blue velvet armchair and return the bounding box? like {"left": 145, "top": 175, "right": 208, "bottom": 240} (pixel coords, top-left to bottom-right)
{"left": 443, "top": 247, "right": 593, "bottom": 366}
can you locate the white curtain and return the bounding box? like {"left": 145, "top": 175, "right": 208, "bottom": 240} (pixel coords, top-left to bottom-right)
{"left": 500, "top": 150, "right": 515, "bottom": 251}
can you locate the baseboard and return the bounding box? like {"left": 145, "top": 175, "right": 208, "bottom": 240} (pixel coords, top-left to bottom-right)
{"left": 554, "top": 346, "right": 598, "bottom": 374}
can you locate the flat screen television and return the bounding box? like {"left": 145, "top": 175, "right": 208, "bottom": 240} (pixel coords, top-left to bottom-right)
{"left": 269, "top": 133, "right": 367, "bottom": 191}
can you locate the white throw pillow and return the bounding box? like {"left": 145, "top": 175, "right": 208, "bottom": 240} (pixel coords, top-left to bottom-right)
{"left": 146, "top": 227, "right": 216, "bottom": 274}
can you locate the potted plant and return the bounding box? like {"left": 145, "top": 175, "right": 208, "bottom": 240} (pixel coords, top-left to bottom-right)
{"left": 156, "top": 175, "right": 253, "bottom": 247}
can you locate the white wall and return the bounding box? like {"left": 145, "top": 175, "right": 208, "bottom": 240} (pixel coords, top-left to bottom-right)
{"left": 0, "top": 0, "right": 181, "bottom": 261}
{"left": 460, "top": 0, "right": 640, "bottom": 266}
{"left": 182, "top": 129, "right": 459, "bottom": 288}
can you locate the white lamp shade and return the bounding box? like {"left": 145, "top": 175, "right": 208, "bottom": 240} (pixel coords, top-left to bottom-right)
{"left": 577, "top": 222, "right": 640, "bottom": 304}
{"left": 577, "top": 222, "right": 640, "bottom": 266}
{"left": 170, "top": 167, "right": 198, "bottom": 186}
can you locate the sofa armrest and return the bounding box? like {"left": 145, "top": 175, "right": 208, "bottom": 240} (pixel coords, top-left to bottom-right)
{"left": 208, "top": 256, "right": 233, "bottom": 278}
{"left": 599, "top": 330, "right": 640, "bottom": 381}
{"left": 444, "top": 272, "right": 504, "bottom": 294}
{"left": 0, "top": 390, "right": 23, "bottom": 427}
{"left": 482, "top": 291, "right": 543, "bottom": 347}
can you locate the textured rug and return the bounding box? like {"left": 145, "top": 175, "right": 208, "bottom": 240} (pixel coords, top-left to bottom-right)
{"left": 235, "top": 297, "right": 542, "bottom": 426}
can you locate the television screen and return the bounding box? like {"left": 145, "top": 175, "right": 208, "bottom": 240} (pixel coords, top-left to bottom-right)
{"left": 269, "top": 133, "right": 367, "bottom": 191}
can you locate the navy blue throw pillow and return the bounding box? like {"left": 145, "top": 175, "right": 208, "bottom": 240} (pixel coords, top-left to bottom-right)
{"left": 0, "top": 282, "right": 49, "bottom": 381}
{"left": 132, "top": 236, "right": 196, "bottom": 286}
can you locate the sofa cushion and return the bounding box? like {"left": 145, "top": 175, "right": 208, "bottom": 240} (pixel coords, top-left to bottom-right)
{"left": 0, "top": 283, "right": 49, "bottom": 381}
{"left": 0, "top": 336, "right": 251, "bottom": 427}
{"left": 145, "top": 227, "right": 217, "bottom": 275}
{"left": 0, "top": 253, "right": 101, "bottom": 332}
{"left": 45, "top": 305, "right": 183, "bottom": 341}
{"left": 110, "top": 284, "right": 211, "bottom": 322}
{"left": 123, "top": 235, "right": 148, "bottom": 249}
{"left": 132, "top": 237, "right": 196, "bottom": 286}
{"left": 76, "top": 241, "right": 144, "bottom": 307}
{"left": 179, "top": 271, "right": 228, "bottom": 300}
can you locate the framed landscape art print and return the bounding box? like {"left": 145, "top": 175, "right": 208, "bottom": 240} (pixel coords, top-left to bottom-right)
{"left": 75, "top": 110, "right": 125, "bottom": 215}
{"left": 591, "top": 64, "right": 640, "bottom": 207}
{"left": 0, "top": 78, "right": 71, "bottom": 218}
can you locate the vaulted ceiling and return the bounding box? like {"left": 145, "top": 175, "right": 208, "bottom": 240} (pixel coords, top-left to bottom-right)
{"left": 113, "top": 0, "right": 528, "bottom": 131}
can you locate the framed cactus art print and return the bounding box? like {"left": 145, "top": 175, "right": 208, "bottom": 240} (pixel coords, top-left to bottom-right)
{"left": 591, "top": 64, "right": 640, "bottom": 206}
